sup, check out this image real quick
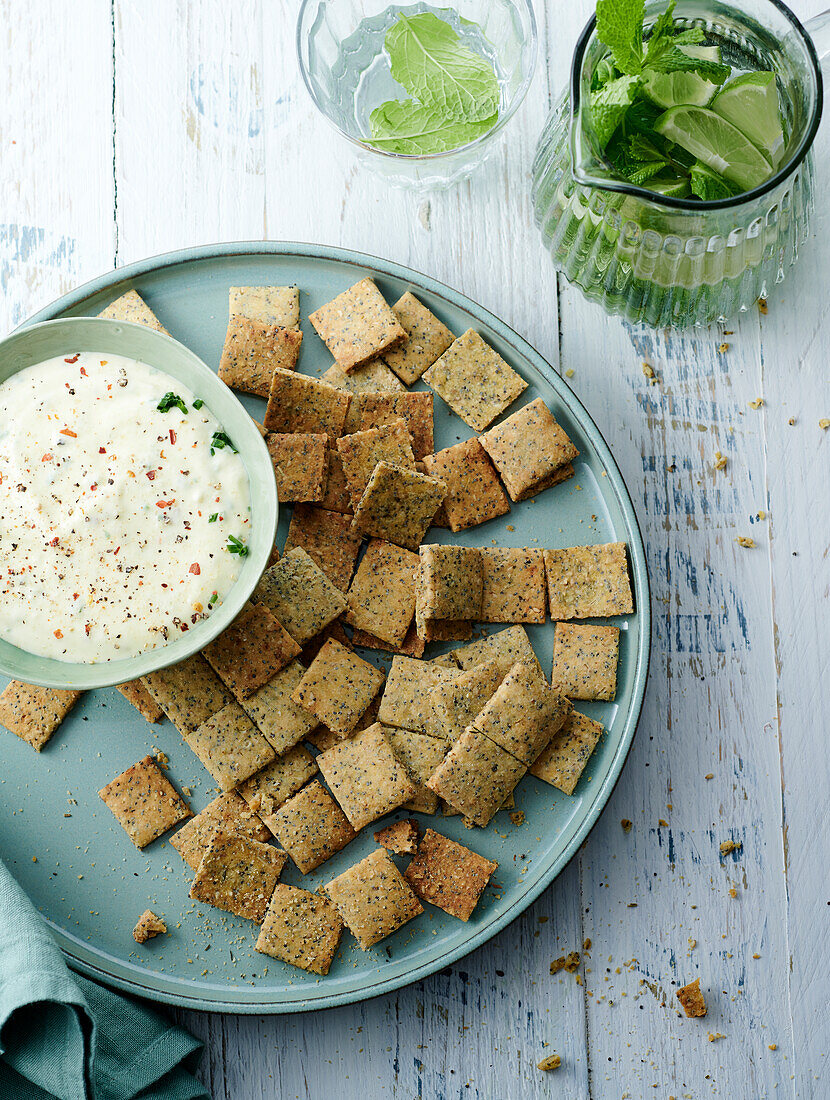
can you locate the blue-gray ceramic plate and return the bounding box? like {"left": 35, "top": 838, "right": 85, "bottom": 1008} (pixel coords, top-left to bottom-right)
{"left": 0, "top": 242, "right": 650, "bottom": 1013}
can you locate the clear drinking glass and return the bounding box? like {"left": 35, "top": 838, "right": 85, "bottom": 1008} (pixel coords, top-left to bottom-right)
{"left": 297, "top": 0, "right": 537, "bottom": 190}
{"left": 532, "top": 0, "right": 829, "bottom": 327}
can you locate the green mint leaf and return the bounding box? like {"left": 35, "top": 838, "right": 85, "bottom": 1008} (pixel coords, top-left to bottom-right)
{"left": 648, "top": 46, "right": 729, "bottom": 83}
{"left": 590, "top": 74, "right": 641, "bottom": 147}
{"left": 644, "top": 0, "right": 678, "bottom": 54}
{"left": 596, "top": 0, "right": 644, "bottom": 75}
{"left": 368, "top": 98, "right": 497, "bottom": 155}
{"left": 606, "top": 132, "right": 669, "bottom": 184}
{"left": 689, "top": 161, "right": 740, "bottom": 200}
{"left": 627, "top": 159, "right": 671, "bottom": 185}
{"left": 226, "top": 535, "right": 249, "bottom": 556}
{"left": 671, "top": 28, "right": 706, "bottom": 46}
{"left": 385, "top": 13, "right": 499, "bottom": 123}
{"left": 157, "top": 392, "right": 188, "bottom": 414}
{"left": 592, "top": 57, "right": 617, "bottom": 91}
{"left": 210, "top": 430, "right": 237, "bottom": 456}
{"left": 627, "top": 134, "right": 667, "bottom": 162}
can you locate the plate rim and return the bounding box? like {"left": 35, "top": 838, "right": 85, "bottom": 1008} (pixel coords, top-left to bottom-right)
{"left": 23, "top": 240, "right": 652, "bottom": 1014}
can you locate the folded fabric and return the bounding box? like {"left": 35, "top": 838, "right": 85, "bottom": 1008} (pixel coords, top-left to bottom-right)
{"left": 0, "top": 859, "right": 209, "bottom": 1100}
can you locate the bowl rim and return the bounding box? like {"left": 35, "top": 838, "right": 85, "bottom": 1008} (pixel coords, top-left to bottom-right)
{"left": 0, "top": 315, "right": 278, "bottom": 690}
{"left": 295, "top": 0, "right": 539, "bottom": 162}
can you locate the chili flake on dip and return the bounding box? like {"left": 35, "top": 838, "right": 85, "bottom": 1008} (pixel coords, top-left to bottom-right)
{"left": 0, "top": 352, "right": 251, "bottom": 662}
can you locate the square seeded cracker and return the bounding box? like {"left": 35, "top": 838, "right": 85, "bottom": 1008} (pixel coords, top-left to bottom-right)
{"left": 325, "top": 848, "right": 423, "bottom": 950}
{"left": 291, "top": 638, "right": 385, "bottom": 737}
{"left": 429, "top": 658, "right": 507, "bottom": 744}
{"left": 238, "top": 744, "right": 319, "bottom": 832}
{"left": 378, "top": 655, "right": 458, "bottom": 735}
{"left": 320, "top": 448, "right": 354, "bottom": 515}
{"left": 352, "top": 462, "right": 446, "bottom": 552}
{"left": 190, "top": 829, "right": 287, "bottom": 922}
{"left": 322, "top": 358, "right": 405, "bottom": 394}
{"left": 309, "top": 277, "right": 406, "bottom": 372}
{"left": 480, "top": 547, "right": 546, "bottom": 624}
{"left": 414, "top": 606, "right": 472, "bottom": 643}
{"left": 283, "top": 505, "right": 362, "bottom": 591}
{"left": 170, "top": 790, "right": 269, "bottom": 870}
{"left": 381, "top": 292, "right": 455, "bottom": 385}
{"left": 544, "top": 542, "right": 634, "bottom": 619}
{"left": 388, "top": 728, "right": 449, "bottom": 814}
{"left": 344, "top": 392, "right": 434, "bottom": 460}
{"left": 351, "top": 620, "right": 426, "bottom": 659}
{"left": 203, "top": 602, "right": 301, "bottom": 701}
{"left": 183, "top": 701, "right": 276, "bottom": 791}
{"left": 424, "top": 329, "right": 527, "bottom": 432}
{"left": 452, "top": 624, "right": 544, "bottom": 679}
{"left": 256, "top": 884, "right": 344, "bottom": 975}
{"left": 346, "top": 539, "right": 419, "bottom": 647}
{"left": 472, "top": 660, "right": 572, "bottom": 766}
{"left": 336, "top": 417, "right": 416, "bottom": 507}
{"left": 266, "top": 433, "right": 328, "bottom": 503}
{"left": 263, "top": 367, "right": 351, "bottom": 440}
{"left": 98, "top": 755, "right": 191, "bottom": 849}
{"left": 142, "top": 653, "right": 232, "bottom": 735}
{"left": 426, "top": 727, "right": 526, "bottom": 827}
{"left": 116, "top": 679, "right": 164, "bottom": 723}
{"left": 405, "top": 828, "right": 498, "bottom": 921}
{"left": 0, "top": 682, "right": 81, "bottom": 751}
{"left": 219, "top": 318, "right": 303, "bottom": 398}
{"left": 271, "top": 779, "right": 356, "bottom": 873}
{"left": 254, "top": 547, "right": 347, "bottom": 644}
{"left": 98, "top": 289, "right": 169, "bottom": 334}
{"left": 237, "top": 660, "right": 318, "bottom": 754}
{"left": 530, "top": 710, "right": 603, "bottom": 796}
{"left": 551, "top": 623, "right": 620, "bottom": 701}
{"left": 229, "top": 286, "right": 300, "bottom": 329}
{"left": 305, "top": 690, "right": 379, "bottom": 752}
{"left": 422, "top": 438, "right": 510, "bottom": 532}
{"left": 317, "top": 722, "right": 417, "bottom": 831}
{"left": 418, "top": 544, "right": 483, "bottom": 621}
{"left": 479, "top": 398, "right": 579, "bottom": 502}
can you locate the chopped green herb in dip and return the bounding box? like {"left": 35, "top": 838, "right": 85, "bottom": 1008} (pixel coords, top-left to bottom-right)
{"left": 0, "top": 353, "right": 251, "bottom": 663}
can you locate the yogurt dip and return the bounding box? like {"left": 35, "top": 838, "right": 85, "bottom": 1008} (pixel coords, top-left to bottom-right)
{"left": 0, "top": 352, "right": 252, "bottom": 662}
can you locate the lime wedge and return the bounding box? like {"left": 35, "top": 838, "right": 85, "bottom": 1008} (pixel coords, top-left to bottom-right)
{"left": 647, "top": 174, "right": 692, "bottom": 198}
{"left": 711, "top": 71, "right": 785, "bottom": 167}
{"left": 679, "top": 44, "right": 723, "bottom": 65}
{"left": 642, "top": 68, "right": 720, "bottom": 109}
{"left": 654, "top": 105, "right": 773, "bottom": 191}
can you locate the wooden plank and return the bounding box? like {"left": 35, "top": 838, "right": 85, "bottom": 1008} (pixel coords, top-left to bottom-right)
{"left": 0, "top": 0, "right": 114, "bottom": 335}
{"left": 760, "top": 125, "right": 830, "bottom": 1094}
{"left": 113, "top": 0, "right": 267, "bottom": 262}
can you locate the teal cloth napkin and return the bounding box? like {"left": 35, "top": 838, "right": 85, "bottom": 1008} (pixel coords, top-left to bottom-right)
{"left": 0, "top": 859, "right": 210, "bottom": 1100}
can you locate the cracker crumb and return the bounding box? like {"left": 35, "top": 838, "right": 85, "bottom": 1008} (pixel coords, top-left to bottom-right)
{"left": 705, "top": 773, "right": 714, "bottom": 780}
{"left": 788, "top": 417, "right": 796, "bottom": 425}
{"left": 537, "top": 1054, "right": 561, "bottom": 1071}
{"left": 729, "top": 887, "right": 738, "bottom": 898}
{"left": 509, "top": 811, "right": 525, "bottom": 826}
{"left": 720, "top": 839, "right": 742, "bottom": 856}
{"left": 757, "top": 509, "right": 766, "bottom": 520}
{"left": 820, "top": 418, "right": 830, "bottom": 430}
{"left": 642, "top": 362, "right": 655, "bottom": 381}
{"left": 758, "top": 297, "right": 768, "bottom": 314}
{"left": 133, "top": 909, "right": 167, "bottom": 944}
{"left": 735, "top": 537, "right": 755, "bottom": 548}
{"left": 748, "top": 398, "right": 764, "bottom": 409}
{"left": 753, "top": 953, "right": 761, "bottom": 959}
{"left": 658, "top": 818, "right": 669, "bottom": 827}
{"left": 718, "top": 343, "right": 729, "bottom": 353}
{"left": 676, "top": 978, "right": 707, "bottom": 1017}
{"left": 550, "top": 951, "right": 580, "bottom": 975}
{"left": 565, "top": 368, "right": 575, "bottom": 378}
{"left": 768, "top": 1043, "right": 777, "bottom": 1051}
{"left": 713, "top": 452, "right": 727, "bottom": 471}
{"left": 621, "top": 818, "right": 632, "bottom": 832}
{"left": 708, "top": 1032, "right": 726, "bottom": 1043}
{"left": 583, "top": 937, "right": 592, "bottom": 951}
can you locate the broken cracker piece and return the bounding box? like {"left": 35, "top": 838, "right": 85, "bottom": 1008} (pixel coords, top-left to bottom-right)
{"left": 374, "top": 819, "right": 420, "bottom": 855}
{"left": 676, "top": 978, "right": 707, "bottom": 1018}
{"left": 132, "top": 910, "right": 167, "bottom": 944}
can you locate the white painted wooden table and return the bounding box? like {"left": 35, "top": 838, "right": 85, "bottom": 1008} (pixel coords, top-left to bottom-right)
{"left": 2, "top": 2, "right": 828, "bottom": 1096}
